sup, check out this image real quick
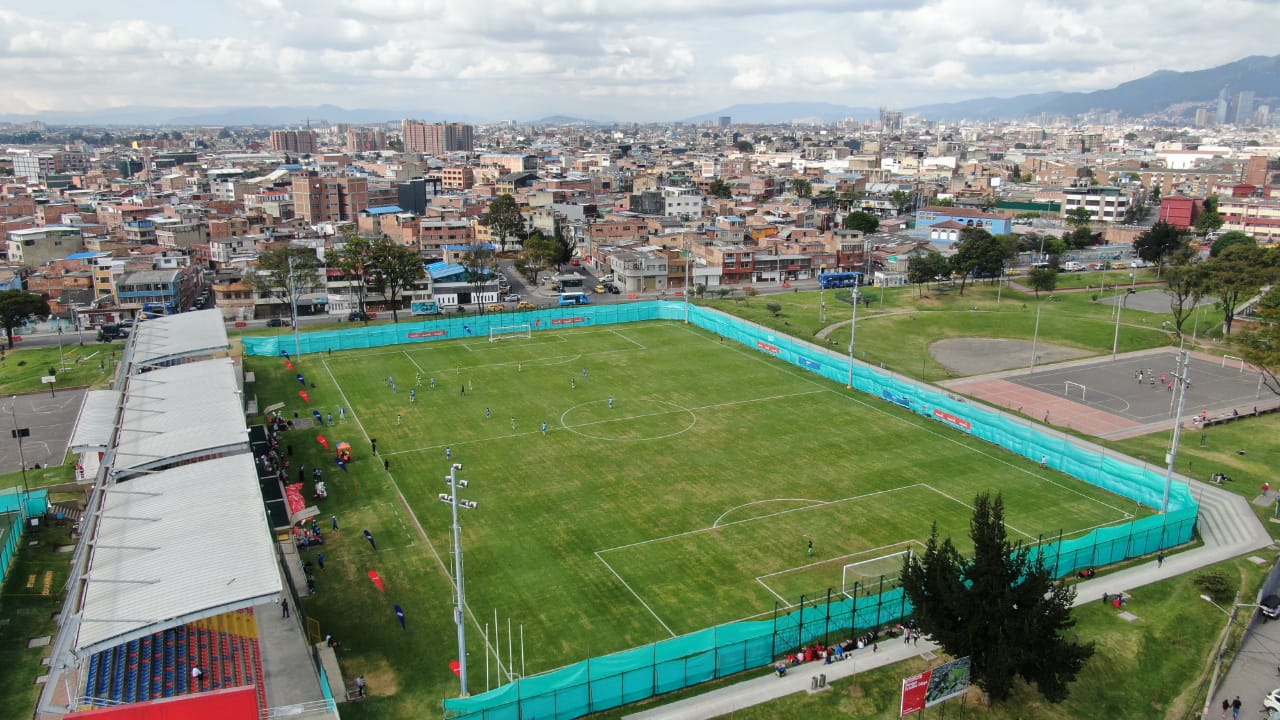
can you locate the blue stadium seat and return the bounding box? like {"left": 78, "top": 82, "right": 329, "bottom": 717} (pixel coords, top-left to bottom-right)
{"left": 87, "top": 652, "right": 100, "bottom": 697}
{"left": 111, "top": 647, "right": 124, "bottom": 701}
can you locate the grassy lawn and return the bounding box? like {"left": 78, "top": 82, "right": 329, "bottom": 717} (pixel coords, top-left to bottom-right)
{"left": 1049, "top": 268, "right": 1162, "bottom": 290}
{"left": 0, "top": 523, "right": 75, "bottom": 720}
{"left": 705, "top": 285, "right": 1178, "bottom": 382}
{"left": 248, "top": 320, "right": 1155, "bottom": 719}
{"left": 0, "top": 342, "right": 121, "bottom": 395}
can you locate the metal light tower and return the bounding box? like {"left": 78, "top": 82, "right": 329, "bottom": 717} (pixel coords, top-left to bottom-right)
{"left": 1163, "top": 351, "right": 1191, "bottom": 513}
{"left": 9, "top": 396, "right": 29, "bottom": 497}
{"left": 440, "top": 462, "right": 478, "bottom": 696}
{"left": 846, "top": 276, "right": 860, "bottom": 389}
{"left": 683, "top": 239, "right": 691, "bottom": 323}
{"left": 287, "top": 256, "right": 302, "bottom": 358}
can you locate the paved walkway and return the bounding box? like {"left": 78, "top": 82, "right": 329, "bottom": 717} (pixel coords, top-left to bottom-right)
{"left": 623, "top": 471, "right": 1273, "bottom": 719}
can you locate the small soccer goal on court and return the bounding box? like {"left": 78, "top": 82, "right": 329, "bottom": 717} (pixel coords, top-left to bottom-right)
{"left": 1063, "top": 381, "right": 1087, "bottom": 401}
{"left": 489, "top": 324, "right": 532, "bottom": 342}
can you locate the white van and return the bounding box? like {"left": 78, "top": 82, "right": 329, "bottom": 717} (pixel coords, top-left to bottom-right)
{"left": 1062, "top": 261, "right": 1085, "bottom": 272}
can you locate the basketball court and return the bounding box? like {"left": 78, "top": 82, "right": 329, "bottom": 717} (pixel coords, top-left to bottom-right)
{"left": 0, "top": 389, "right": 86, "bottom": 474}
{"left": 941, "top": 348, "right": 1273, "bottom": 439}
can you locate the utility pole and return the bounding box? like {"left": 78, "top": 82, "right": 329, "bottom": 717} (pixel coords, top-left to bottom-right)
{"left": 1163, "top": 351, "right": 1191, "bottom": 513}
{"left": 846, "top": 277, "right": 860, "bottom": 388}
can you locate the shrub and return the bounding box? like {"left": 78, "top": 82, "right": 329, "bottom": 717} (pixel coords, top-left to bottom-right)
{"left": 1194, "top": 568, "right": 1235, "bottom": 604}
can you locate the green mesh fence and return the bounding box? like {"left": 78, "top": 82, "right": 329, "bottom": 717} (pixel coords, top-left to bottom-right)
{"left": 241, "top": 302, "right": 1198, "bottom": 719}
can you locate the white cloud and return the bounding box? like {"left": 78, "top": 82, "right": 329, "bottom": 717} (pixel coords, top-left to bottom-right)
{"left": 0, "top": 0, "right": 1276, "bottom": 120}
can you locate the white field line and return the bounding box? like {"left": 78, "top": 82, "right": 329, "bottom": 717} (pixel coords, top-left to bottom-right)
{"left": 594, "top": 551, "right": 677, "bottom": 638}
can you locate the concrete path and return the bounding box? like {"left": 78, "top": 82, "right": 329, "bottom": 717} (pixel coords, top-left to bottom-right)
{"left": 623, "top": 475, "right": 1273, "bottom": 720}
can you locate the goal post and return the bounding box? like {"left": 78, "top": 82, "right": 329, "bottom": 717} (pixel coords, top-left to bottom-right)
{"left": 489, "top": 324, "right": 532, "bottom": 342}
{"left": 841, "top": 548, "right": 911, "bottom": 595}
{"left": 1064, "top": 381, "right": 1086, "bottom": 401}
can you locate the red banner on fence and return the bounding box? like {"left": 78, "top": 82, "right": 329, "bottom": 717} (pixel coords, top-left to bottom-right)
{"left": 757, "top": 341, "right": 780, "bottom": 355}
{"left": 552, "top": 317, "right": 586, "bottom": 325}
{"left": 933, "top": 409, "right": 972, "bottom": 431}
{"left": 900, "top": 668, "right": 931, "bottom": 716}
{"left": 408, "top": 330, "right": 447, "bottom": 339}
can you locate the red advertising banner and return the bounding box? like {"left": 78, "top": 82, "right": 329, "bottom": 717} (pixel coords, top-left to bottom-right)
{"left": 757, "top": 341, "right": 780, "bottom": 355}
{"left": 900, "top": 668, "right": 932, "bottom": 716}
{"left": 933, "top": 409, "right": 972, "bottom": 431}
{"left": 552, "top": 317, "right": 586, "bottom": 325}
{"left": 408, "top": 329, "right": 447, "bottom": 339}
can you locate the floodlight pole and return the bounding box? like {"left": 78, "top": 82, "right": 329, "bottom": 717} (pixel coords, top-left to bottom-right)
{"left": 1163, "top": 350, "right": 1191, "bottom": 513}
{"left": 9, "top": 396, "right": 29, "bottom": 498}
{"left": 1029, "top": 302, "right": 1044, "bottom": 375}
{"left": 846, "top": 277, "right": 860, "bottom": 389}
{"left": 684, "top": 238, "right": 691, "bottom": 323}
{"left": 447, "top": 462, "right": 471, "bottom": 697}
{"left": 287, "top": 256, "right": 301, "bottom": 358}
{"left": 1110, "top": 285, "right": 1124, "bottom": 360}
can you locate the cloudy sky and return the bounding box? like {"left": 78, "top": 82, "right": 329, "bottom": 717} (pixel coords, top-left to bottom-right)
{"left": 1, "top": 0, "right": 1277, "bottom": 121}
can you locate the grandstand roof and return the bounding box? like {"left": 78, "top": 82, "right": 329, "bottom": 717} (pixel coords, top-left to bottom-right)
{"left": 113, "top": 358, "right": 249, "bottom": 476}
{"left": 69, "top": 391, "right": 122, "bottom": 452}
{"left": 130, "top": 309, "right": 230, "bottom": 370}
{"left": 74, "top": 453, "right": 280, "bottom": 656}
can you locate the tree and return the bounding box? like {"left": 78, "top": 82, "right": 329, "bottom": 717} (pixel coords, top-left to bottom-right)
{"left": 1236, "top": 288, "right": 1280, "bottom": 395}
{"left": 461, "top": 244, "right": 500, "bottom": 312}
{"left": 765, "top": 302, "right": 782, "bottom": 317}
{"left": 708, "top": 178, "right": 733, "bottom": 199}
{"left": 1065, "top": 225, "right": 1095, "bottom": 249}
{"left": 1209, "top": 231, "right": 1255, "bottom": 257}
{"left": 1162, "top": 261, "right": 1203, "bottom": 335}
{"left": 1133, "top": 221, "right": 1188, "bottom": 274}
{"left": 842, "top": 211, "right": 879, "bottom": 234}
{"left": 1194, "top": 195, "right": 1224, "bottom": 237}
{"left": 890, "top": 189, "right": 913, "bottom": 215}
{"left": 1198, "top": 243, "right": 1276, "bottom": 335}
{"left": 932, "top": 198, "right": 956, "bottom": 207}
{"left": 790, "top": 178, "right": 812, "bottom": 198}
{"left": 901, "top": 492, "right": 1094, "bottom": 704}
{"left": 1064, "top": 207, "right": 1093, "bottom": 229}
{"left": 335, "top": 233, "right": 373, "bottom": 321}
{"left": 906, "top": 250, "right": 950, "bottom": 297}
{"left": 481, "top": 194, "right": 527, "bottom": 250}
{"left": 249, "top": 245, "right": 322, "bottom": 320}
{"left": 734, "top": 140, "right": 753, "bottom": 153}
{"left": 1026, "top": 267, "right": 1058, "bottom": 296}
{"left": 0, "top": 290, "right": 50, "bottom": 349}
{"left": 950, "top": 227, "right": 1005, "bottom": 295}
{"left": 366, "top": 237, "right": 425, "bottom": 323}
{"left": 837, "top": 188, "right": 864, "bottom": 211}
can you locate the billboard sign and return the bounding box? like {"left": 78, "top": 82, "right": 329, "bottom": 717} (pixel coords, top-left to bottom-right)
{"left": 900, "top": 656, "right": 971, "bottom": 716}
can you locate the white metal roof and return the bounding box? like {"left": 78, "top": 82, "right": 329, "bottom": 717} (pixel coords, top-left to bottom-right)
{"left": 68, "top": 390, "right": 120, "bottom": 452}
{"left": 74, "top": 453, "right": 280, "bottom": 655}
{"left": 130, "top": 309, "right": 230, "bottom": 369}
{"left": 113, "top": 358, "right": 248, "bottom": 474}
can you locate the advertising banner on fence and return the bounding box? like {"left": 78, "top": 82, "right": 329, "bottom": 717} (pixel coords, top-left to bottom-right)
{"left": 900, "top": 656, "right": 971, "bottom": 716}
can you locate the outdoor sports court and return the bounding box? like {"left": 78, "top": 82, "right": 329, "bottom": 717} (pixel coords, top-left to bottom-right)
{"left": 0, "top": 389, "right": 85, "bottom": 474}
{"left": 943, "top": 348, "right": 1272, "bottom": 439}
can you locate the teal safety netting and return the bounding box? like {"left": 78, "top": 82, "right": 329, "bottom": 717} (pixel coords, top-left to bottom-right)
{"left": 0, "top": 488, "right": 49, "bottom": 585}
{"left": 241, "top": 302, "right": 1198, "bottom": 719}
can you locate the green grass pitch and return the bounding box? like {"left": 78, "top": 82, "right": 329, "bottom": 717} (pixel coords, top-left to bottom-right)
{"left": 248, "top": 320, "right": 1143, "bottom": 711}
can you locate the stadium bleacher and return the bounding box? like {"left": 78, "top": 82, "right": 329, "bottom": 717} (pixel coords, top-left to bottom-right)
{"left": 82, "top": 610, "right": 263, "bottom": 709}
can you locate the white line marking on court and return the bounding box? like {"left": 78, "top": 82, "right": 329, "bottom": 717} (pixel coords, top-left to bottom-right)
{"left": 595, "top": 551, "right": 677, "bottom": 637}
{"left": 714, "top": 499, "right": 826, "bottom": 528}
{"left": 608, "top": 327, "right": 647, "bottom": 349}
{"left": 754, "top": 539, "right": 923, "bottom": 581}
{"left": 756, "top": 577, "right": 788, "bottom": 603}
{"left": 920, "top": 483, "right": 1036, "bottom": 540}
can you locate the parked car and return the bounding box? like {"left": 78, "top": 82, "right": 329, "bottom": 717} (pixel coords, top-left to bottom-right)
{"left": 266, "top": 317, "right": 287, "bottom": 327}
{"left": 487, "top": 304, "right": 506, "bottom": 312}
{"left": 347, "top": 310, "right": 369, "bottom": 322}
{"left": 607, "top": 283, "right": 620, "bottom": 294}
{"left": 571, "top": 259, "right": 581, "bottom": 266}
{"left": 1265, "top": 687, "right": 1280, "bottom": 713}
{"left": 502, "top": 293, "right": 520, "bottom": 302}
{"left": 517, "top": 301, "right": 536, "bottom": 310}
{"left": 595, "top": 284, "right": 607, "bottom": 294}
{"left": 1260, "top": 594, "right": 1280, "bottom": 621}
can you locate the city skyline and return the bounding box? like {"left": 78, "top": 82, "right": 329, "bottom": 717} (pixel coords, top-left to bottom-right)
{"left": 1, "top": 0, "right": 1279, "bottom": 122}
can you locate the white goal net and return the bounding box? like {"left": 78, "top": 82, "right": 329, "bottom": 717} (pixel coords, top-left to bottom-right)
{"left": 841, "top": 548, "right": 912, "bottom": 595}
{"left": 489, "top": 324, "right": 532, "bottom": 342}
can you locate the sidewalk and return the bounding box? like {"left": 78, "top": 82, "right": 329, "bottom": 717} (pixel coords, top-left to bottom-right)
{"left": 623, "top": 477, "right": 1273, "bottom": 720}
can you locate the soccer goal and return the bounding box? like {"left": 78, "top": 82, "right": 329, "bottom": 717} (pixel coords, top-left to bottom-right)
{"left": 489, "top": 324, "right": 532, "bottom": 342}
{"left": 841, "top": 547, "right": 912, "bottom": 595}
{"left": 1064, "top": 381, "right": 1086, "bottom": 401}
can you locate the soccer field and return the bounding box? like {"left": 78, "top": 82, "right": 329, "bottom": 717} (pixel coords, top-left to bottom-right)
{"left": 250, "top": 320, "right": 1142, "bottom": 697}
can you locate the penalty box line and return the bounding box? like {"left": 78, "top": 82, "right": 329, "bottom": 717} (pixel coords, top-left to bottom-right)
{"left": 754, "top": 539, "right": 927, "bottom": 605}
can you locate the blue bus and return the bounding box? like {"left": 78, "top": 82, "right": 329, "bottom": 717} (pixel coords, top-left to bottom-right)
{"left": 819, "top": 271, "right": 863, "bottom": 289}
{"left": 558, "top": 292, "right": 591, "bottom": 306}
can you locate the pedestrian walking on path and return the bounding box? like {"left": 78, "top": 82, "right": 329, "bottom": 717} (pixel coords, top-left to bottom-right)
{"left": 281, "top": 599, "right": 290, "bottom": 618}
{"left": 1156, "top": 551, "right": 1165, "bottom": 567}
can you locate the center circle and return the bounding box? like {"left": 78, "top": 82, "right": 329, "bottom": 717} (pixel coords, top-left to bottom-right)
{"left": 560, "top": 399, "right": 697, "bottom": 441}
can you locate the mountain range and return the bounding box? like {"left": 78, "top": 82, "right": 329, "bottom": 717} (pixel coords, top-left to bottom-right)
{"left": 1, "top": 55, "right": 1276, "bottom": 127}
